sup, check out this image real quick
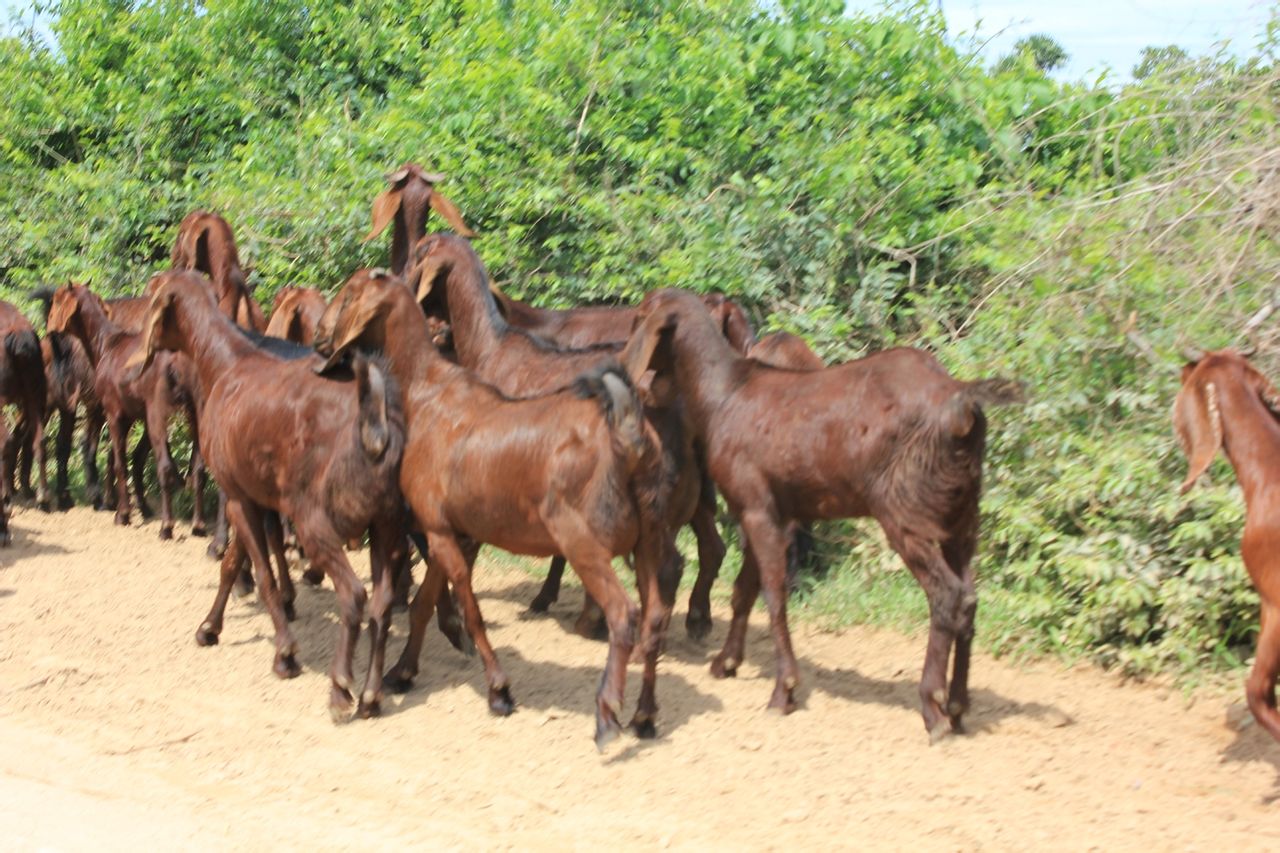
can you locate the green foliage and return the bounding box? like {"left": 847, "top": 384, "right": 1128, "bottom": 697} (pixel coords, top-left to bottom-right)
{"left": 3, "top": 0, "right": 1278, "bottom": 680}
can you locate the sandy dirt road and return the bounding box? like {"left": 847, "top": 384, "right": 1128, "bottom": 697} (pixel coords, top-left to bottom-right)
{"left": 0, "top": 504, "right": 1277, "bottom": 850}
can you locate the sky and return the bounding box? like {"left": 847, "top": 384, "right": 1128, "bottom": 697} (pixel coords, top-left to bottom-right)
{"left": 852, "top": 0, "right": 1277, "bottom": 82}
{"left": 2, "top": 1, "right": 1276, "bottom": 83}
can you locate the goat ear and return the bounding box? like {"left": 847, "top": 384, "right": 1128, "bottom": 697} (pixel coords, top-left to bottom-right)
{"left": 364, "top": 188, "right": 403, "bottom": 242}
{"left": 125, "top": 290, "right": 176, "bottom": 377}
{"left": 427, "top": 190, "right": 476, "bottom": 237}
{"left": 316, "top": 294, "right": 381, "bottom": 375}
{"left": 621, "top": 312, "right": 679, "bottom": 406}
{"left": 413, "top": 255, "right": 452, "bottom": 303}
{"left": 1173, "top": 380, "right": 1223, "bottom": 494}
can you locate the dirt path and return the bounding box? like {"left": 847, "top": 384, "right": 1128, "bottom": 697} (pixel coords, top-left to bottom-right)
{"left": 1, "top": 504, "right": 1277, "bottom": 850}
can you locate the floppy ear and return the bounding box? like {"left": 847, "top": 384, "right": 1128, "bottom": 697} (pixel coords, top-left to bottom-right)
{"left": 621, "top": 312, "right": 679, "bottom": 406}
{"left": 1173, "top": 379, "right": 1223, "bottom": 494}
{"left": 364, "top": 188, "right": 403, "bottom": 242}
{"left": 264, "top": 290, "right": 299, "bottom": 339}
{"left": 315, "top": 293, "right": 382, "bottom": 375}
{"left": 124, "top": 290, "right": 176, "bottom": 376}
{"left": 413, "top": 254, "right": 453, "bottom": 303}
{"left": 427, "top": 190, "right": 476, "bottom": 237}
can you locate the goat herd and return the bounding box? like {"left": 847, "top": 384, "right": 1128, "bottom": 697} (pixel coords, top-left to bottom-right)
{"left": 1, "top": 163, "right": 1278, "bottom": 749}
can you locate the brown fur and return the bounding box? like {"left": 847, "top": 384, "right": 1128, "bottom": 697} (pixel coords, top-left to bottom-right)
{"left": 0, "top": 300, "right": 49, "bottom": 544}
{"left": 46, "top": 284, "right": 207, "bottom": 541}
{"left": 128, "top": 271, "right": 406, "bottom": 720}
{"left": 404, "top": 234, "right": 725, "bottom": 646}
{"left": 16, "top": 288, "right": 105, "bottom": 510}
{"left": 265, "top": 287, "right": 328, "bottom": 346}
{"left": 315, "top": 268, "right": 668, "bottom": 747}
{"left": 1174, "top": 349, "right": 1280, "bottom": 741}
{"left": 365, "top": 163, "right": 475, "bottom": 275}
{"left": 629, "top": 288, "right": 1023, "bottom": 739}
{"left": 171, "top": 211, "right": 266, "bottom": 331}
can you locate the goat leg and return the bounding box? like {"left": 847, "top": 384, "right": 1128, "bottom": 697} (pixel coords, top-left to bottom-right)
{"left": 197, "top": 534, "right": 247, "bottom": 646}
{"left": 710, "top": 540, "right": 761, "bottom": 680}
{"left": 528, "top": 555, "right": 566, "bottom": 613}
{"left": 358, "top": 519, "right": 405, "bottom": 718}
{"left": 226, "top": 499, "right": 300, "bottom": 681}
{"left": 53, "top": 406, "right": 75, "bottom": 509}
{"left": 1246, "top": 601, "right": 1280, "bottom": 741}
{"left": 685, "top": 484, "right": 726, "bottom": 640}
{"left": 740, "top": 510, "right": 799, "bottom": 714}
{"left": 293, "top": 524, "right": 367, "bottom": 723}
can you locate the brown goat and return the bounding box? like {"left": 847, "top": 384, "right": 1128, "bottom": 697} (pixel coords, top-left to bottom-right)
{"left": 628, "top": 288, "right": 1023, "bottom": 739}
{"left": 47, "top": 284, "right": 207, "bottom": 540}
{"left": 15, "top": 289, "right": 105, "bottom": 510}
{"left": 0, "top": 300, "right": 49, "bottom": 544}
{"left": 126, "top": 271, "right": 406, "bottom": 720}
{"left": 171, "top": 210, "right": 266, "bottom": 331}
{"left": 315, "top": 268, "right": 672, "bottom": 747}
{"left": 489, "top": 284, "right": 757, "bottom": 353}
{"left": 1174, "top": 348, "right": 1280, "bottom": 741}
{"left": 406, "top": 234, "right": 725, "bottom": 641}
{"left": 265, "top": 287, "right": 328, "bottom": 346}
{"left": 748, "top": 331, "right": 825, "bottom": 372}
{"left": 365, "top": 163, "right": 475, "bottom": 275}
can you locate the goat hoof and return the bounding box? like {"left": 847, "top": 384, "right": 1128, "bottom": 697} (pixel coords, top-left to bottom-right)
{"left": 283, "top": 601, "right": 297, "bottom": 622}
{"left": 301, "top": 567, "right": 324, "bottom": 586}
{"left": 137, "top": 503, "right": 154, "bottom": 520}
{"left": 330, "top": 687, "right": 355, "bottom": 724}
{"left": 767, "top": 686, "right": 797, "bottom": 715}
{"left": 709, "top": 655, "right": 738, "bottom": 679}
{"left": 273, "top": 654, "right": 301, "bottom": 680}
{"left": 207, "top": 539, "right": 227, "bottom": 560}
{"left": 383, "top": 666, "right": 416, "bottom": 694}
{"left": 195, "top": 623, "right": 219, "bottom": 646}
{"left": 114, "top": 512, "right": 131, "bottom": 527}
{"left": 595, "top": 717, "right": 622, "bottom": 752}
{"left": 190, "top": 522, "right": 207, "bottom": 538}
{"left": 36, "top": 497, "right": 51, "bottom": 513}
{"left": 630, "top": 715, "right": 657, "bottom": 740}
{"left": 928, "top": 719, "right": 954, "bottom": 745}
{"left": 488, "top": 685, "right": 516, "bottom": 717}
{"left": 438, "top": 615, "right": 472, "bottom": 655}
{"left": 686, "top": 612, "right": 713, "bottom": 641}
{"left": 56, "top": 493, "right": 73, "bottom": 511}
{"left": 158, "top": 525, "right": 173, "bottom": 541}
{"left": 527, "top": 593, "right": 555, "bottom": 614}
{"left": 357, "top": 695, "right": 381, "bottom": 719}
{"left": 574, "top": 614, "right": 608, "bottom": 641}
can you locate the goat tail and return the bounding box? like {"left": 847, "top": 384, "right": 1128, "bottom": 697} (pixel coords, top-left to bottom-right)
{"left": 3, "top": 328, "right": 47, "bottom": 408}
{"left": 576, "top": 362, "right": 647, "bottom": 469}
{"left": 4, "top": 328, "right": 41, "bottom": 367}
{"left": 353, "top": 354, "right": 400, "bottom": 462}
{"left": 943, "top": 377, "right": 1026, "bottom": 437}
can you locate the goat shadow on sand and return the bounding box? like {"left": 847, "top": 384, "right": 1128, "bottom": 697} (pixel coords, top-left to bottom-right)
{"left": 209, "top": 575, "right": 724, "bottom": 748}
{"left": 0, "top": 511, "right": 73, "bottom": 565}
{"left": 1220, "top": 715, "right": 1280, "bottom": 804}
{"left": 485, "top": 573, "right": 1071, "bottom": 736}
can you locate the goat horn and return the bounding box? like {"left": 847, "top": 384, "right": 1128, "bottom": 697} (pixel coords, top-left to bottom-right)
{"left": 1181, "top": 347, "right": 1206, "bottom": 363}
{"left": 1238, "top": 344, "right": 1258, "bottom": 358}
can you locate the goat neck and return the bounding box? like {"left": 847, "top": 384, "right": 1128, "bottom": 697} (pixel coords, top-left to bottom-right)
{"left": 62, "top": 290, "right": 120, "bottom": 369}
{"left": 662, "top": 294, "right": 747, "bottom": 432}
{"left": 437, "top": 250, "right": 507, "bottom": 369}
{"left": 1213, "top": 370, "right": 1280, "bottom": 500}
{"left": 166, "top": 284, "right": 262, "bottom": 391}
